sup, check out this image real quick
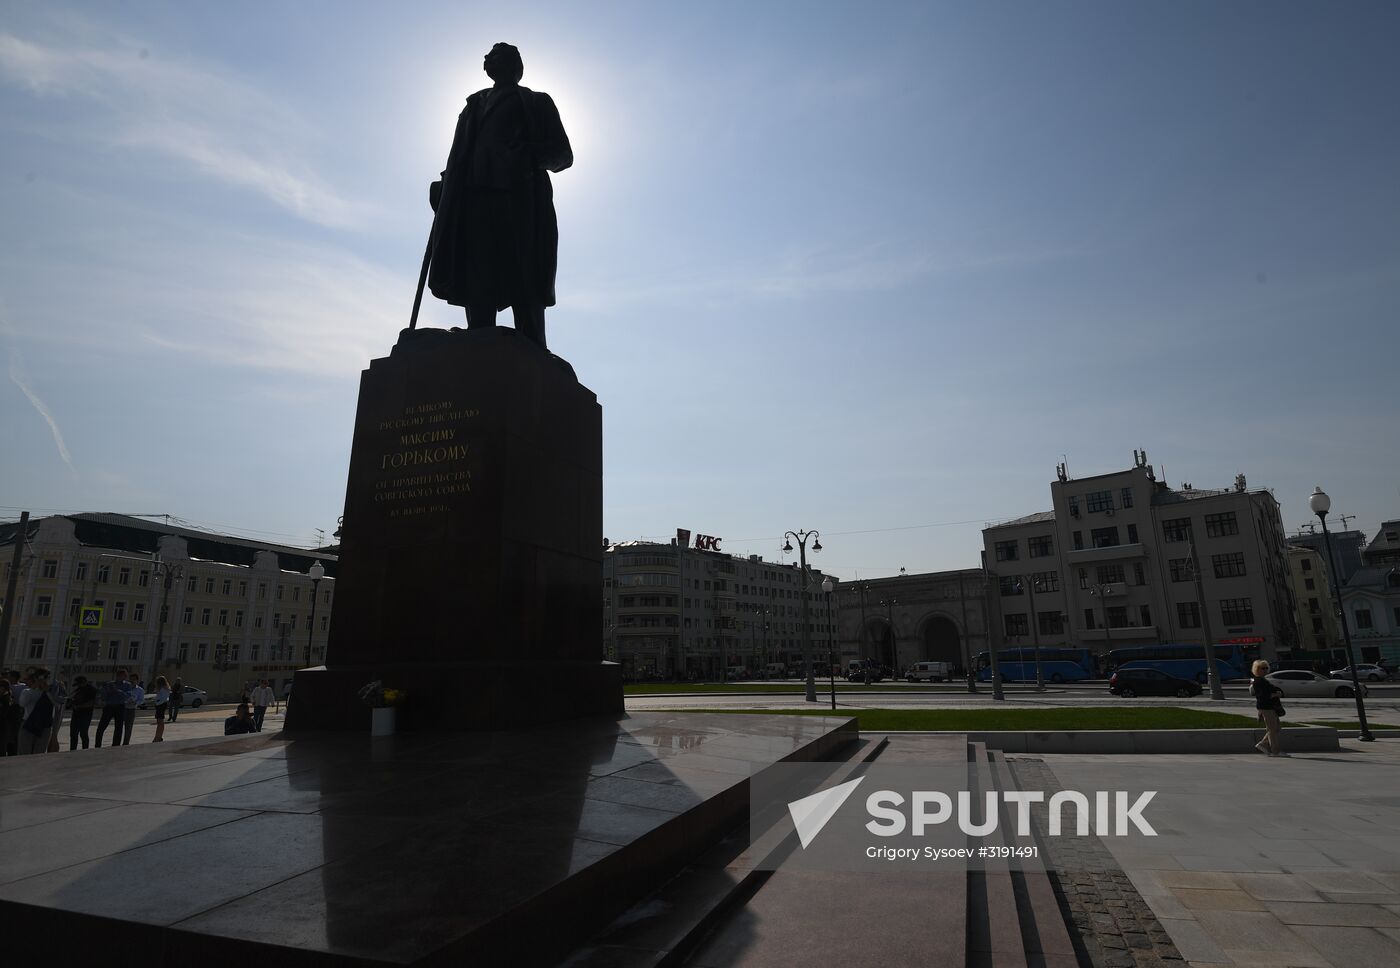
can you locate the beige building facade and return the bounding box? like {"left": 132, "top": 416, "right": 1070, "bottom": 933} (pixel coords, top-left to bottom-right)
{"left": 982, "top": 451, "right": 1296, "bottom": 662}
{"left": 1285, "top": 545, "right": 1342, "bottom": 654}
{"left": 1, "top": 513, "right": 335, "bottom": 700}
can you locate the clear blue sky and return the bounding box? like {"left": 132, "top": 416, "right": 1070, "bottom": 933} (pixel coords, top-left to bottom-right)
{"left": 2, "top": 1, "right": 1396, "bottom": 577}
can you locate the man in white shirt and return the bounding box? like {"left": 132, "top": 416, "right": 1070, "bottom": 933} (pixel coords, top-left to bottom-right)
{"left": 122, "top": 679, "right": 145, "bottom": 745}
{"left": 249, "top": 679, "right": 275, "bottom": 732}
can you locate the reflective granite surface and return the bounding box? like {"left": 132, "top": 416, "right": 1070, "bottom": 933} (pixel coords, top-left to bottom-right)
{"left": 0, "top": 712, "right": 853, "bottom": 965}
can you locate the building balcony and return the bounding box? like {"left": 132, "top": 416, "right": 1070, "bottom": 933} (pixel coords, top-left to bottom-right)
{"left": 1067, "top": 543, "right": 1147, "bottom": 562}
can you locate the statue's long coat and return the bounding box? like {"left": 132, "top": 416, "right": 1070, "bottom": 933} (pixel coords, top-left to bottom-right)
{"left": 428, "top": 84, "right": 572, "bottom": 309}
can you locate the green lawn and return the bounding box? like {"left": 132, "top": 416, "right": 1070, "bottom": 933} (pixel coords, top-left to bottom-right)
{"left": 668, "top": 707, "right": 1271, "bottom": 732}
{"left": 624, "top": 682, "right": 946, "bottom": 695}
{"left": 1301, "top": 720, "right": 1400, "bottom": 730}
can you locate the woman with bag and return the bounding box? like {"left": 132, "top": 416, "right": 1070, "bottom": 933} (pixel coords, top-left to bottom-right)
{"left": 151, "top": 676, "right": 171, "bottom": 742}
{"left": 1251, "top": 659, "right": 1289, "bottom": 757}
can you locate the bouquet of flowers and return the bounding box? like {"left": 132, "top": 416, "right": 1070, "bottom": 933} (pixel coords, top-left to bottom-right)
{"left": 357, "top": 680, "right": 407, "bottom": 708}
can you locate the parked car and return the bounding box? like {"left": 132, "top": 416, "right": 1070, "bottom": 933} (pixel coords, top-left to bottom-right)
{"left": 1108, "top": 667, "right": 1202, "bottom": 698}
{"left": 846, "top": 660, "right": 884, "bottom": 683}
{"left": 138, "top": 685, "right": 208, "bottom": 709}
{"left": 1330, "top": 664, "right": 1387, "bottom": 682}
{"left": 906, "top": 661, "right": 952, "bottom": 683}
{"left": 1266, "top": 670, "right": 1367, "bottom": 699}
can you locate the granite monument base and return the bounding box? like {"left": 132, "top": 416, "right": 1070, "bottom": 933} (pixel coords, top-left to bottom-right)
{"left": 285, "top": 659, "right": 622, "bottom": 732}
{"left": 0, "top": 713, "right": 856, "bottom": 966}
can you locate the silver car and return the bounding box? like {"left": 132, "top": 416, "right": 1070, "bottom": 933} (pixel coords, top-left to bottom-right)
{"left": 1266, "top": 670, "right": 1367, "bottom": 699}
{"left": 138, "top": 685, "right": 208, "bottom": 709}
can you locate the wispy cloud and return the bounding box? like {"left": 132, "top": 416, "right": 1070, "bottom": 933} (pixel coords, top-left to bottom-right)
{"left": 8, "top": 354, "right": 76, "bottom": 475}
{"left": 0, "top": 29, "right": 370, "bottom": 229}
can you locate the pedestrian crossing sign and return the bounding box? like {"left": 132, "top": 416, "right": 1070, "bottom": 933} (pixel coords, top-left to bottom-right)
{"left": 79, "top": 606, "right": 104, "bottom": 629}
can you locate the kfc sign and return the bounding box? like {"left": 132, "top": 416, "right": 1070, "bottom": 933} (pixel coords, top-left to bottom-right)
{"left": 678, "top": 528, "right": 722, "bottom": 552}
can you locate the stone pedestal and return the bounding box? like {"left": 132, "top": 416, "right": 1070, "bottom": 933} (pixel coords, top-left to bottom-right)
{"left": 287, "top": 327, "right": 621, "bottom": 731}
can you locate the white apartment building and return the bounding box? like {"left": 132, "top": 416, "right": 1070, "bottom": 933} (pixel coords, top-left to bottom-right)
{"left": 1, "top": 513, "right": 335, "bottom": 700}
{"left": 603, "top": 539, "right": 833, "bottom": 679}
{"left": 982, "top": 451, "right": 1295, "bottom": 660}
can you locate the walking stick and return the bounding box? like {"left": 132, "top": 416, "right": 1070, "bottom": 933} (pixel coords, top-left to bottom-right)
{"left": 408, "top": 232, "right": 433, "bottom": 330}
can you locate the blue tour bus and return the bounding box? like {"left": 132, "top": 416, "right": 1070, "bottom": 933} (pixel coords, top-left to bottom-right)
{"left": 1104, "top": 644, "right": 1253, "bottom": 684}
{"left": 976, "top": 647, "right": 1096, "bottom": 684}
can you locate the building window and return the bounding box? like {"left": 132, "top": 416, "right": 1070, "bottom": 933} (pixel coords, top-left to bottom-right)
{"left": 107, "top": 640, "right": 119, "bottom": 659}
{"left": 113, "top": 601, "right": 126, "bottom": 621}
{"left": 205, "top": 577, "right": 215, "bottom": 594}
{"left": 218, "top": 609, "right": 229, "bottom": 627}
{"left": 994, "top": 540, "right": 1019, "bottom": 562}
{"left": 74, "top": 561, "right": 88, "bottom": 581}
{"left": 1038, "top": 611, "right": 1064, "bottom": 635}
{"left": 1312, "top": 617, "right": 1325, "bottom": 636}
{"left": 258, "top": 583, "right": 267, "bottom": 600}
{"left": 222, "top": 579, "right": 232, "bottom": 595}
{"left": 197, "top": 643, "right": 208, "bottom": 661}
{"left": 277, "top": 585, "right": 284, "bottom": 600}
{"left": 1213, "top": 553, "right": 1247, "bottom": 579}
{"left": 68, "top": 597, "right": 81, "bottom": 617}
{"left": 999, "top": 576, "right": 1023, "bottom": 597}
{"left": 200, "top": 608, "right": 211, "bottom": 626}
{"left": 1392, "top": 607, "right": 1400, "bottom": 626}
{"left": 1090, "top": 527, "right": 1119, "bottom": 548}
{"left": 1162, "top": 518, "right": 1192, "bottom": 542}
{"left": 1308, "top": 597, "right": 1320, "bottom": 614}
{"left": 1106, "top": 606, "right": 1129, "bottom": 628}
{"left": 1078, "top": 568, "right": 1088, "bottom": 590}
{"left": 1355, "top": 608, "right": 1373, "bottom": 631}
{"left": 1126, "top": 523, "right": 1139, "bottom": 543}
{"left": 322, "top": 589, "right": 331, "bottom": 605}
{"left": 1133, "top": 562, "right": 1146, "bottom": 586}
{"left": 1096, "top": 564, "right": 1125, "bottom": 585}
{"left": 1121, "top": 488, "right": 1134, "bottom": 509}
{"left": 1083, "top": 608, "right": 1096, "bottom": 630}
{"left": 1301, "top": 559, "right": 1312, "bottom": 573}
{"left": 178, "top": 643, "right": 189, "bottom": 661}
{"left": 1086, "top": 490, "right": 1114, "bottom": 513}
{"left": 320, "top": 615, "right": 329, "bottom": 631}
{"left": 230, "top": 645, "right": 240, "bottom": 662}
{"left": 187, "top": 576, "right": 198, "bottom": 592}
{"left": 1028, "top": 535, "right": 1054, "bottom": 558}
{"left": 250, "top": 644, "right": 261, "bottom": 661}
{"left": 34, "top": 595, "right": 52, "bottom": 618}
{"left": 1073, "top": 531, "right": 1084, "bottom": 550}
{"left": 97, "top": 564, "right": 111, "bottom": 583}
{"left": 1004, "top": 613, "right": 1029, "bottom": 636}
{"left": 1068, "top": 495, "right": 1080, "bottom": 517}
{"left": 1030, "top": 570, "right": 1059, "bottom": 592}
{"left": 1304, "top": 578, "right": 1315, "bottom": 590}
{"left": 292, "top": 587, "right": 301, "bottom": 602}
{"left": 1220, "top": 598, "right": 1254, "bottom": 625}
{"left": 255, "top": 615, "right": 264, "bottom": 630}
{"left": 1140, "top": 604, "right": 1152, "bottom": 627}
{"left": 234, "top": 610, "right": 244, "bottom": 628}
{"left": 133, "top": 603, "right": 145, "bottom": 622}
{"left": 127, "top": 641, "right": 139, "bottom": 660}
{"left": 1205, "top": 512, "right": 1239, "bottom": 537}
{"left": 28, "top": 637, "right": 45, "bottom": 659}
{"left": 1177, "top": 602, "right": 1201, "bottom": 629}
{"left": 41, "top": 559, "right": 58, "bottom": 579}
{"left": 239, "top": 581, "right": 248, "bottom": 597}
{"left": 138, "top": 569, "right": 150, "bottom": 587}
{"left": 183, "top": 606, "right": 194, "bottom": 624}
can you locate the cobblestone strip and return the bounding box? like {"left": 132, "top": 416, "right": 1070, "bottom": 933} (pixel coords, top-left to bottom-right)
{"left": 1008, "top": 757, "right": 1183, "bottom": 968}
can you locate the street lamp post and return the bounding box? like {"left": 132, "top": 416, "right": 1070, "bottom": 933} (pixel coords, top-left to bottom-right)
{"left": 1309, "top": 487, "right": 1374, "bottom": 742}
{"left": 1187, "top": 541, "right": 1226, "bottom": 700}
{"left": 823, "top": 577, "right": 836, "bottom": 710}
{"left": 1015, "top": 575, "right": 1046, "bottom": 691}
{"left": 880, "top": 596, "right": 899, "bottom": 677}
{"left": 783, "top": 529, "right": 822, "bottom": 702}
{"left": 305, "top": 560, "right": 325, "bottom": 666}
{"left": 151, "top": 557, "right": 183, "bottom": 685}
{"left": 956, "top": 569, "right": 978, "bottom": 693}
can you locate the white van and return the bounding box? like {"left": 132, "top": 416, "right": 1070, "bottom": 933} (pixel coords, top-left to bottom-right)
{"left": 906, "top": 661, "right": 952, "bottom": 682}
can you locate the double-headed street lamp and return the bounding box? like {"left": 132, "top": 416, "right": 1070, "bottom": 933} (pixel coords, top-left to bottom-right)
{"left": 1309, "top": 487, "right": 1374, "bottom": 742}
{"left": 305, "top": 559, "right": 326, "bottom": 666}
{"left": 1187, "top": 541, "right": 1226, "bottom": 700}
{"left": 879, "top": 596, "right": 898, "bottom": 677}
{"left": 151, "top": 555, "right": 184, "bottom": 685}
{"left": 783, "top": 529, "right": 822, "bottom": 702}
{"left": 1013, "top": 575, "right": 1046, "bottom": 691}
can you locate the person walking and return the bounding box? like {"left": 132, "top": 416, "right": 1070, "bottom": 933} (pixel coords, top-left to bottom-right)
{"left": 17, "top": 669, "right": 61, "bottom": 755}
{"left": 169, "top": 677, "right": 183, "bottom": 722}
{"left": 249, "top": 679, "right": 274, "bottom": 732}
{"left": 122, "top": 678, "right": 145, "bottom": 746}
{"left": 1251, "top": 659, "right": 1289, "bottom": 757}
{"left": 150, "top": 676, "right": 171, "bottom": 742}
{"left": 0, "top": 678, "right": 20, "bottom": 755}
{"left": 95, "top": 669, "right": 131, "bottom": 748}
{"left": 67, "top": 675, "right": 98, "bottom": 750}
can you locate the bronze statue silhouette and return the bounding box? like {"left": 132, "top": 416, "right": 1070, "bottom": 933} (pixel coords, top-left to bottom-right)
{"left": 413, "top": 43, "right": 572, "bottom": 350}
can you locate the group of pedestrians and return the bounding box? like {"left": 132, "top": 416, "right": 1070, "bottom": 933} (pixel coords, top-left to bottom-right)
{"left": 0, "top": 667, "right": 185, "bottom": 755}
